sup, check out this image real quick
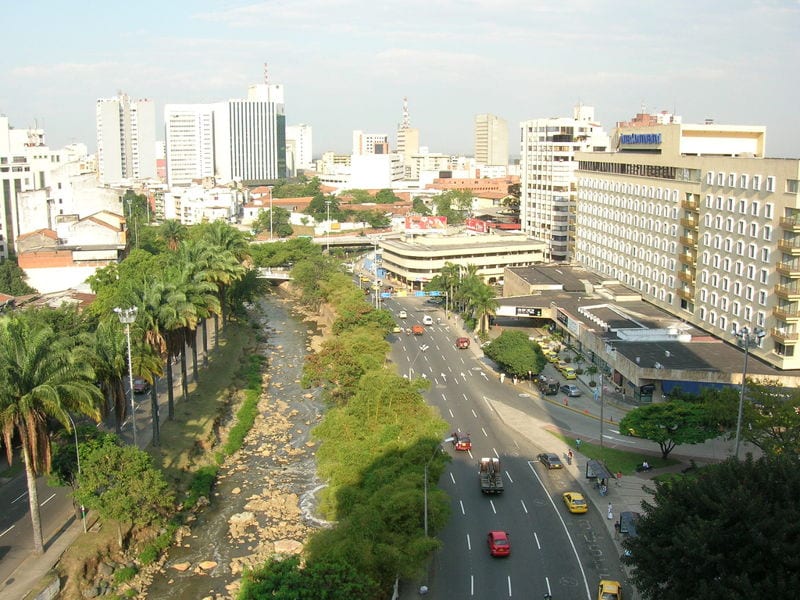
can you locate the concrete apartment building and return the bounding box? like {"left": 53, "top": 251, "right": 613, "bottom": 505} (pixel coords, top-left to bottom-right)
{"left": 286, "top": 124, "right": 314, "bottom": 173}
{"left": 352, "top": 130, "right": 390, "bottom": 155}
{"left": 474, "top": 114, "right": 508, "bottom": 166}
{"left": 96, "top": 93, "right": 156, "bottom": 183}
{"left": 520, "top": 105, "right": 609, "bottom": 262}
{"left": 575, "top": 118, "right": 800, "bottom": 371}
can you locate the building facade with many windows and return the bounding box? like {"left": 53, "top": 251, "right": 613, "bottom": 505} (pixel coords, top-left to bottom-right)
{"left": 95, "top": 93, "right": 156, "bottom": 183}
{"left": 164, "top": 104, "right": 215, "bottom": 187}
{"left": 520, "top": 105, "right": 609, "bottom": 262}
{"left": 474, "top": 114, "right": 508, "bottom": 167}
{"left": 575, "top": 121, "right": 800, "bottom": 370}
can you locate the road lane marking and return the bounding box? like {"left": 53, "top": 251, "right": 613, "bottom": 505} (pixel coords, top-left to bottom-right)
{"left": 441, "top": 393, "right": 448, "bottom": 402}
{"left": 545, "top": 576, "right": 552, "bottom": 597}
{"left": 12, "top": 492, "right": 28, "bottom": 503}
{"left": 440, "top": 373, "right": 447, "bottom": 382}
{"left": 534, "top": 531, "right": 541, "bottom": 549}
{"left": 482, "top": 396, "right": 495, "bottom": 412}
{"left": 450, "top": 472, "right": 456, "bottom": 485}
{"left": 492, "top": 447, "right": 499, "bottom": 458}
{"left": 471, "top": 409, "right": 478, "bottom": 419}
{"left": 505, "top": 471, "right": 513, "bottom": 483}
{"left": 508, "top": 575, "right": 512, "bottom": 597}
{"left": 460, "top": 500, "right": 465, "bottom": 515}
{"left": 463, "top": 393, "right": 469, "bottom": 402}
{"left": 489, "top": 500, "right": 497, "bottom": 514}
{"left": 481, "top": 428, "right": 488, "bottom": 437}
{"left": 0, "top": 525, "right": 14, "bottom": 538}
{"left": 471, "top": 575, "right": 474, "bottom": 596}
{"left": 480, "top": 372, "right": 488, "bottom": 380}
{"left": 466, "top": 534, "right": 471, "bottom": 551}
{"left": 40, "top": 493, "right": 56, "bottom": 506}
{"left": 520, "top": 499, "right": 528, "bottom": 514}
{"left": 448, "top": 408, "right": 454, "bottom": 418}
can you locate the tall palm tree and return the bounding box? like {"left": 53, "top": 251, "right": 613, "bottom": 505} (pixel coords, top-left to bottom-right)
{"left": 0, "top": 314, "right": 103, "bottom": 555}
{"left": 86, "top": 319, "right": 128, "bottom": 432}
{"left": 159, "top": 219, "right": 188, "bottom": 252}
{"left": 462, "top": 279, "right": 498, "bottom": 335}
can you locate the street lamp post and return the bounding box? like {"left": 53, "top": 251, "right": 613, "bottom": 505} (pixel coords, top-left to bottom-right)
{"left": 408, "top": 344, "right": 429, "bottom": 379}
{"left": 325, "top": 200, "right": 331, "bottom": 253}
{"left": 66, "top": 414, "right": 87, "bottom": 533}
{"left": 733, "top": 325, "right": 766, "bottom": 458}
{"left": 424, "top": 436, "right": 455, "bottom": 536}
{"left": 114, "top": 306, "right": 138, "bottom": 447}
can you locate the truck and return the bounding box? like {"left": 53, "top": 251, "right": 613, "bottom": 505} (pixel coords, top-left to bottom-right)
{"left": 537, "top": 375, "right": 559, "bottom": 395}
{"left": 479, "top": 457, "right": 504, "bottom": 494}
{"left": 412, "top": 324, "right": 424, "bottom": 335}
{"left": 456, "top": 337, "right": 470, "bottom": 349}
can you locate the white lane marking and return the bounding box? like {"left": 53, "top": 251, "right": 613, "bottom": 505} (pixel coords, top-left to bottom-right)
{"left": 527, "top": 461, "right": 592, "bottom": 599}
{"left": 545, "top": 576, "right": 552, "bottom": 597}
{"left": 483, "top": 396, "right": 495, "bottom": 412}
{"left": 505, "top": 471, "right": 514, "bottom": 483}
{"left": 450, "top": 472, "right": 456, "bottom": 484}
{"left": 12, "top": 491, "right": 28, "bottom": 503}
{"left": 40, "top": 493, "right": 56, "bottom": 507}
{"left": 441, "top": 373, "right": 447, "bottom": 382}
{"left": 442, "top": 393, "right": 448, "bottom": 402}
{"left": 481, "top": 428, "right": 488, "bottom": 437}
{"left": 0, "top": 525, "right": 15, "bottom": 538}
{"left": 471, "top": 575, "right": 474, "bottom": 596}
{"left": 468, "top": 449, "right": 473, "bottom": 459}
{"left": 448, "top": 408, "right": 454, "bottom": 418}
{"left": 460, "top": 500, "right": 465, "bottom": 516}
{"left": 480, "top": 372, "right": 488, "bottom": 380}
{"left": 534, "top": 531, "right": 541, "bottom": 549}
{"left": 520, "top": 499, "right": 529, "bottom": 514}
{"left": 463, "top": 393, "right": 469, "bottom": 402}
{"left": 507, "top": 575, "right": 512, "bottom": 597}
{"left": 467, "top": 533, "right": 472, "bottom": 551}
{"left": 493, "top": 447, "right": 499, "bottom": 458}
{"left": 471, "top": 409, "right": 478, "bottom": 418}
{"left": 489, "top": 500, "right": 497, "bottom": 514}
{"left": 447, "top": 365, "right": 453, "bottom": 373}
{"left": 462, "top": 372, "right": 468, "bottom": 380}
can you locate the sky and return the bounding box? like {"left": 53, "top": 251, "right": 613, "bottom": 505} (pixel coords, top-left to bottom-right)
{"left": 2, "top": 0, "right": 799, "bottom": 158}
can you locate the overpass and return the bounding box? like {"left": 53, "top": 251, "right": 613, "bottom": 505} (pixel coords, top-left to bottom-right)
{"left": 256, "top": 267, "right": 292, "bottom": 281}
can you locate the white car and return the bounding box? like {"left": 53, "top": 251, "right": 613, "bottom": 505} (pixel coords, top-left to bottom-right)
{"left": 422, "top": 315, "right": 434, "bottom": 325}
{"left": 398, "top": 310, "right": 408, "bottom": 319}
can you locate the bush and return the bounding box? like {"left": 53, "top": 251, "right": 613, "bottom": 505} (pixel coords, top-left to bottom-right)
{"left": 113, "top": 566, "right": 138, "bottom": 584}
{"left": 138, "top": 522, "right": 179, "bottom": 565}
{"left": 589, "top": 380, "right": 597, "bottom": 387}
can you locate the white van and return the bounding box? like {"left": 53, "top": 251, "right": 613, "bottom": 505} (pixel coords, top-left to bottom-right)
{"left": 422, "top": 315, "right": 434, "bottom": 325}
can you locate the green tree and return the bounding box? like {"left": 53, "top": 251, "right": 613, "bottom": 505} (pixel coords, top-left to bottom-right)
{"left": 739, "top": 381, "right": 800, "bottom": 456}
{"left": 625, "top": 454, "right": 800, "bottom": 600}
{"left": 271, "top": 175, "right": 321, "bottom": 198}
{"left": 483, "top": 330, "right": 545, "bottom": 378}
{"left": 411, "top": 197, "right": 431, "bottom": 215}
{"left": 342, "top": 189, "right": 374, "bottom": 204}
{"left": 374, "top": 188, "right": 401, "bottom": 204}
{"left": 0, "top": 256, "right": 36, "bottom": 296}
{"left": 362, "top": 209, "right": 391, "bottom": 229}
{"left": 0, "top": 314, "right": 103, "bottom": 555}
{"left": 159, "top": 219, "right": 187, "bottom": 251}
{"left": 73, "top": 434, "right": 174, "bottom": 549}
{"left": 461, "top": 277, "right": 498, "bottom": 334}
{"left": 252, "top": 206, "right": 294, "bottom": 238}
{"left": 433, "top": 190, "right": 473, "bottom": 225}
{"left": 618, "top": 400, "right": 717, "bottom": 459}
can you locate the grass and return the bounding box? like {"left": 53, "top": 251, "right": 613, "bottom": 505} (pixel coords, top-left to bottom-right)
{"left": 549, "top": 430, "right": 680, "bottom": 475}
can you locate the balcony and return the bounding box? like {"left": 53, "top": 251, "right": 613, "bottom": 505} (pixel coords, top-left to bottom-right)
{"left": 775, "top": 284, "right": 800, "bottom": 300}
{"left": 680, "top": 217, "right": 698, "bottom": 229}
{"left": 776, "top": 262, "right": 800, "bottom": 278}
{"left": 677, "top": 287, "right": 694, "bottom": 301}
{"left": 678, "top": 253, "right": 696, "bottom": 266}
{"left": 771, "top": 328, "right": 800, "bottom": 343}
{"left": 679, "top": 236, "right": 696, "bottom": 247}
{"left": 681, "top": 198, "right": 699, "bottom": 210}
{"left": 677, "top": 270, "right": 694, "bottom": 283}
{"left": 773, "top": 306, "right": 800, "bottom": 321}
{"left": 779, "top": 216, "right": 800, "bottom": 232}
{"left": 777, "top": 239, "right": 800, "bottom": 255}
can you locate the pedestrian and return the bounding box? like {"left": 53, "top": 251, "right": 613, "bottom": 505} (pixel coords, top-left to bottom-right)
{"left": 607, "top": 503, "right": 613, "bottom": 520}
{"left": 419, "top": 584, "right": 429, "bottom": 596}
{"left": 576, "top": 438, "right": 582, "bottom": 450}
{"left": 500, "top": 373, "right": 505, "bottom": 383}
{"left": 513, "top": 376, "right": 517, "bottom": 385}
{"left": 616, "top": 471, "right": 622, "bottom": 486}
{"left": 568, "top": 449, "right": 574, "bottom": 462}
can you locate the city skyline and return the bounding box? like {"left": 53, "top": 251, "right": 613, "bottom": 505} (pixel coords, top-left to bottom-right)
{"left": 2, "top": 0, "right": 799, "bottom": 158}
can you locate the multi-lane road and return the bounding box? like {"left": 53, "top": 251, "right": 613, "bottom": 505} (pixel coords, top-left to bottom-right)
{"left": 384, "top": 294, "right": 628, "bottom": 599}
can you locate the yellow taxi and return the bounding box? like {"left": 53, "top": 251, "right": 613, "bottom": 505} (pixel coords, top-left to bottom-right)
{"left": 562, "top": 491, "right": 588, "bottom": 514}
{"left": 598, "top": 579, "right": 622, "bottom": 600}
{"left": 561, "top": 367, "right": 577, "bottom": 380}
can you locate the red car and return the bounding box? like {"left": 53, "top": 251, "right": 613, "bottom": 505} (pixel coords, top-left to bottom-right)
{"left": 452, "top": 431, "right": 472, "bottom": 451}
{"left": 487, "top": 530, "right": 511, "bottom": 557}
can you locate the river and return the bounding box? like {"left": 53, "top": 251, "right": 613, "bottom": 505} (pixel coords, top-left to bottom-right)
{"left": 143, "top": 290, "right": 326, "bottom": 599}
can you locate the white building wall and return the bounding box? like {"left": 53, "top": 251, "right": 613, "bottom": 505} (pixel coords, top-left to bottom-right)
{"left": 95, "top": 94, "right": 155, "bottom": 183}
{"left": 164, "top": 104, "right": 216, "bottom": 186}
{"left": 286, "top": 124, "right": 313, "bottom": 171}
{"left": 350, "top": 154, "right": 404, "bottom": 189}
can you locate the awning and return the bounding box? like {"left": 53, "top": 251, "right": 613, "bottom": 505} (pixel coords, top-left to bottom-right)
{"left": 585, "top": 459, "right": 614, "bottom": 481}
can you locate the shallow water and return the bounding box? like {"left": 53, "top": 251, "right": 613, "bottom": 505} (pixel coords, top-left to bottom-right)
{"left": 143, "top": 291, "right": 325, "bottom": 599}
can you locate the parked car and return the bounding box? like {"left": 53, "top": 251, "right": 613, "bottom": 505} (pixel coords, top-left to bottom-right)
{"left": 537, "top": 452, "right": 564, "bottom": 470}
{"left": 487, "top": 530, "right": 511, "bottom": 557}
{"left": 561, "top": 367, "right": 578, "bottom": 380}
{"left": 560, "top": 384, "right": 582, "bottom": 397}
{"left": 133, "top": 378, "right": 151, "bottom": 394}
{"left": 562, "top": 491, "right": 588, "bottom": 514}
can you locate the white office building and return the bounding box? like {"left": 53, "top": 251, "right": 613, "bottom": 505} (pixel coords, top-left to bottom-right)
{"left": 474, "top": 114, "right": 508, "bottom": 167}
{"left": 353, "top": 130, "right": 390, "bottom": 155}
{"left": 520, "top": 105, "right": 609, "bottom": 262}
{"left": 164, "top": 104, "right": 215, "bottom": 187}
{"left": 96, "top": 93, "right": 156, "bottom": 183}
{"left": 286, "top": 124, "right": 314, "bottom": 172}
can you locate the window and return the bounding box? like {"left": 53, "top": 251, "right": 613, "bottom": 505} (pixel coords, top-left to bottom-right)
{"left": 700, "top": 289, "right": 708, "bottom": 302}
{"left": 720, "top": 316, "right": 728, "bottom": 331}
{"left": 761, "top": 248, "right": 770, "bottom": 263}
{"left": 722, "top": 277, "right": 730, "bottom": 291}
{"left": 739, "top": 200, "right": 746, "bottom": 214}
{"left": 711, "top": 274, "right": 719, "bottom": 287}
{"left": 737, "top": 220, "right": 746, "bottom": 235}
{"left": 747, "top": 264, "right": 755, "bottom": 279}
{"left": 760, "top": 269, "right": 768, "bottom": 284}
{"left": 705, "top": 194, "right": 713, "bottom": 208}
{"left": 758, "top": 290, "right": 767, "bottom": 306}
{"left": 701, "top": 270, "right": 709, "bottom": 284}
{"left": 749, "top": 223, "right": 758, "bottom": 237}
{"left": 751, "top": 201, "right": 760, "bottom": 216}
{"left": 728, "top": 173, "right": 736, "bottom": 187}
{"left": 725, "top": 217, "right": 734, "bottom": 232}
{"left": 734, "top": 281, "right": 742, "bottom": 294}
{"left": 757, "top": 312, "right": 766, "bottom": 327}
{"left": 748, "top": 244, "right": 757, "bottom": 259}
{"left": 732, "top": 301, "right": 741, "bottom": 316}
{"left": 766, "top": 176, "right": 776, "bottom": 192}
{"left": 752, "top": 175, "right": 761, "bottom": 191}
{"left": 763, "top": 225, "right": 772, "bottom": 241}
{"left": 745, "top": 286, "right": 754, "bottom": 301}
{"left": 740, "top": 174, "right": 749, "bottom": 189}
{"left": 765, "top": 203, "right": 773, "bottom": 219}
{"left": 706, "top": 171, "right": 714, "bottom": 185}
{"left": 716, "top": 196, "right": 723, "bottom": 209}
{"left": 745, "top": 306, "right": 753, "bottom": 321}
{"left": 726, "top": 197, "right": 734, "bottom": 212}
{"left": 717, "top": 172, "right": 725, "bottom": 186}
{"left": 736, "top": 241, "right": 744, "bottom": 256}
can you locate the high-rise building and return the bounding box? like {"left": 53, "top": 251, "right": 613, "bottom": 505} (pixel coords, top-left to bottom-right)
{"left": 353, "top": 130, "right": 389, "bottom": 156}
{"left": 575, "top": 117, "right": 800, "bottom": 371}
{"left": 286, "top": 124, "right": 313, "bottom": 172}
{"left": 213, "top": 83, "right": 286, "bottom": 183}
{"left": 164, "top": 104, "right": 215, "bottom": 187}
{"left": 520, "top": 105, "right": 609, "bottom": 262}
{"left": 95, "top": 93, "right": 155, "bottom": 183}
{"left": 474, "top": 114, "right": 508, "bottom": 166}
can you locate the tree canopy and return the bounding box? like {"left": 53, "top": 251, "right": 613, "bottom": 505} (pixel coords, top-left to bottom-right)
{"left": 625, "top": 454, "right": 800, "bottom": 600}
{"left": 483, "top": 330, "right": 545, "bottom": 378}
{"left": 433, "top": 190, "right": 473, "bottom": 225}
{"left": 618, "top": 400, "right": 717, "bottom": 459}
{"left": 0, "top": 256, "right": 36, "bottom": 296}
{"left": 252, "top": 206, "right": 294, "bottom": 238}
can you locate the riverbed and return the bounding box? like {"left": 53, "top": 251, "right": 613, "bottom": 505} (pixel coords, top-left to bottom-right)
{"left": 143, "top": 290, "right": 326, "bottom": 599}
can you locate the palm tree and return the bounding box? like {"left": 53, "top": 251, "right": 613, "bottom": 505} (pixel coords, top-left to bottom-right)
{"left": 159, "top": 219, "right": 187, "bottom": 252}
{"left": 0, "top": 314, "right": 103, "bottom": 555}
{"left": 460, "top": 277, "right": 498, "bottom": 335}
{"left": 86, "top": 319, "right": 129, "bottom": 432}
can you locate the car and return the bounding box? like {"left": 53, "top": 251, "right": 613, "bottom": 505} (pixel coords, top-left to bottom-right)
{"left": 562, "top": 491, "right": 588, "bottom": 514}
{"left": 561, "top": 367, "right": 577, "bottom": 380}
{"left": 133, "top": 377, "right": 151, "bottom": 394}
{"left": 455, "top": 337, "right": 470, "bottom": 349}
{"left": 487, "top": 530, "right": 511, "bottom": 557}
{"left": 545, "top": 352, "right": 560, "bottom": 363}
{"left": 537, "top": 452, "right": 564, "bottom": 469}
{"left": 422, "top": 315, "right": 434, "bottom": 325}
{"left": 560, "top": 384, "right": 582, "bottom": 397}
{"left": 451, "top": 430, "right": 472, "bottom": 451}
{"left": 597, "top": 579, "right": 622, "bottom": 600}
{"left": 392, "top": 325, "right": 402, "bottom": 333}
{"left": 398, "top": 310, "right": 408, "bottom": 319}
